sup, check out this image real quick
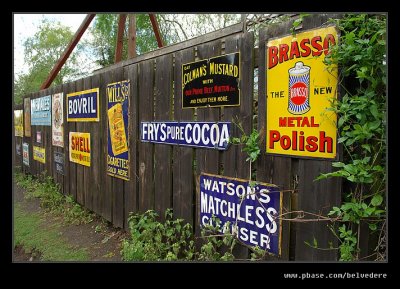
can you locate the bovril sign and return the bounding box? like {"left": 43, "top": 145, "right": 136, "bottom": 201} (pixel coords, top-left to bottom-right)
{"left": 266, "top": 26, "right": 339, "bottom": 159}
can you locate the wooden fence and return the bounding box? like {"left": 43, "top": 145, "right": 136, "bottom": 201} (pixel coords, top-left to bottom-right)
{"left": 14, "top": 15, "right": 342, "bottom": 260}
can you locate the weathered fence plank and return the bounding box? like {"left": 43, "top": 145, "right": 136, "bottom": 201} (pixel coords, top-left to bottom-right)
{"left": 112, "top": 66, "right": 125, "bottom": 228}
{"left": 138, "top": 59, "right": 155, "bottom": 213}
{"left": 173, "top": 47, "right": 195, "bottom": 228}
{"left": 91, "top": 73, "right": 101, "bottom": 214}
{"left": 75, "top": 78, "right": 85, "bottom": 206}
{"left": 123, "top": 64, "right": 139, "bottom": 229}
{"left": 83, "top": 76, "right": 93, "bottom": 211}
{"left": 154, "top": 54, "right": 173, "bottom": 221}
{"left": 102, "top": 70, "right": 113, "bottom": 222}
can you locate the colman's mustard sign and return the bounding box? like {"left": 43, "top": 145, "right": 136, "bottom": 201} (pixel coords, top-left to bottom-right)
{"left": 266, "top": 26, "right": 338, "bottom": 159}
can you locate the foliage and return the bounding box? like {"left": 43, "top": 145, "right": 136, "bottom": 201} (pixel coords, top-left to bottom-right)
{"left": 15, "top": 171, "right": 94, "bottom": 225}
{"left": 229, "top": 118, "right": 261, "bottom": 184}
{"left": 14, "top": 18, "right": 85, "bottom": 105}
{"left": 89, "top": 14, "right": 161, "bottom": 67}
{"left": 121, "top": 209, "right": 195, "bottom": 261}
{"left": 14, "top": 203, "right": 89, "bottom": 261}
{"left": 89, "top": 14, "right": 242, "bottom": 68}
{"left": 121, "top": 209, "right": 272, "bottom": 261}
{"left": 313, "top": 14, "right": 386, "bottom": 261}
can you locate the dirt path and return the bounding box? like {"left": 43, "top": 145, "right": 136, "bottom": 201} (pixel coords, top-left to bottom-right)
{"left": 13, "top": 182, "right": 128, "bottom": 262}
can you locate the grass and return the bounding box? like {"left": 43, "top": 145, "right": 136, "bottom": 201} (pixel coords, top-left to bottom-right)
{"left": 14, "top": 203, "right": 89, "bottom": 261}
{"left": 15, "top": 170, "right": 95, "bottom": 225}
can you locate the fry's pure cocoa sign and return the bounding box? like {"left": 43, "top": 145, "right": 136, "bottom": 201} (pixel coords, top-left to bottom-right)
{"left": 266, "top": 26, "right": 338, "bottom": 159}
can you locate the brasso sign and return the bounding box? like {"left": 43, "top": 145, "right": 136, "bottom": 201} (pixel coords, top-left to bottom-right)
{"left": 140, "top": 121, "right": 231, "bottom": 150}
{"left": 266, "top": 26, "right": 338, "bottom": 159}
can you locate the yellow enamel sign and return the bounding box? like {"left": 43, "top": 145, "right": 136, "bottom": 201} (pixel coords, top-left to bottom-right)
{"left": 33, "top": 146, "right": 46, "bottom": 163}
{"left": 14, "top": 110, "right": 23, "bottom": 137}
{"left": 266, "top": 26, "right": 338, "bottom": 159}
{"left": 108, "top": 102, "right": 128, "bottom": 156}
{"left": 69, "top": 132, "right": 91, "bottom": 167}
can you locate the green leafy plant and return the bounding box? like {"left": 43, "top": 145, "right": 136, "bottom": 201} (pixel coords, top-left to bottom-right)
{"left": 312, "top": 14, "right": 386, "bottom": 261}
{"left": 229, "top": 118, "right": 261, "bottom": 185}
{"left": 121, "top": 209, "right": 195, "bottom": 261}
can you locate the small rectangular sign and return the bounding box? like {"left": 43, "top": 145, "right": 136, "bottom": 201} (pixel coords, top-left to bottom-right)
{"left": 52, "top": 92, "right": 64, "bottom": 147}
{"left": 33, "top": 145, "right": 46, "bottom": 164}
{"left": 69, "top": 132, "right": 91, "bottom": 167}
{"left": 140, "top": 121, "right": 231, "bottom": 150}
{"left": 54, "top": 151, "right": 65, "bottom": 175}
{"left": 23, "top": 143, "right": 29, "bottom": 166}
{"left": 14, "top": 110, "right": 23, "bottom": 137}
{"left": 31, "top": 95, "right": 51, "bottom": 126}
{"left": 107, "top": 80, "right": 130, "bottom": 181}
{"left": 16, "top": 140, "right": 21, "bottom": 156}
{"left": 266, "top": 26, "right": 338, "bottom": 159}
{"left": 67, "top": 88, "right": 99, "bottom": 122}
{"left": 24, "top": 98, "right": 31, "bottom": 137}
{"left": 36, "top": 131, "right": 42, "bottom": 144}
{"left": 200, "top": 173, "right": 282, "bottom": 255}
{"left": 182, "top": 52, "right": 240, "bottom": 108}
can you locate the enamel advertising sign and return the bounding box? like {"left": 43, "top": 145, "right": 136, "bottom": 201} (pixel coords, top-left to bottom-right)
{"left": 266, "top": 26, "right": 338, "bottom": 159}
{"left": 52, "top": 93, "right": 64, "bottom": 147}
{"left": 67, "top": 88, "right": 99, "bottom": 122}
{"left": 182, "top": 52, "right": 240, "bottom": 108}
{"left": 141, "top": 121, "right": 231, "bottom": 150}
{"left": 200, "top": 173, "right": 282, "bottom": 255}
{"left": 23, "top": 143, "right": 29, "bottom": 166}
{"left": 14, "top": 110, "right": 23, "bottom": 137}
{"left": 69, "top": 132, "right": 91, "bottom": 167}
{"left": 33, "top": 146, "right": 46, "bottom": 164}
{"left": 24, "top": 98, "right": 31, "bottom": 137}
{"left": 54, "top": 151, "right": 65, "bottom": 175}
{"left": 107, "top": 80, "right": 130, "bottom": 181}
{"left": 31, "top": 95, "right": 51, "bottom": 126}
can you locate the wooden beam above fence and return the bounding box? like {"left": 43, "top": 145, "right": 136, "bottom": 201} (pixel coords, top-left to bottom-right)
{"left": 92, "top": 22, "right": 244, "bottom": 75}
{"left": 149, "top": 14, "right": 164, "bottom": 48}
{"left": 114, "top": 14, "right": 127, "bottom": 63}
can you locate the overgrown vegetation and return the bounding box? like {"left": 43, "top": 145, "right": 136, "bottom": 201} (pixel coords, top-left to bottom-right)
{"left": 15, "top": 170, "right": 95, "bottom": 225}
{"left": 314, "top": 14, "right": 386, "bottom": 261}
{"left": 121, "top": 209, "right": 269, "bottom": 261}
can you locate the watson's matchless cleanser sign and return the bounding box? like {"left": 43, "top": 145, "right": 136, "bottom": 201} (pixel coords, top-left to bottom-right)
{"left": 69, "top": 132, "right": 91, "bottom": 167}
{"left": 107, "top": 80, "right": 130, "bottom": 181}
{"left": 141, "top": 122, "right": 231, "bottom": 150}
{"left": 31, "top": 95, "right": 51, "bottom": 126}
{"left": 200, "top": 173, "right": 282, "bottom": 255}
{"left": 266, "top": 26, "right": 338, "bottom": 159}
{"left": 67, "top": 88, "right": 99, "bottom": 122}
{"left": 182, "top": 52, "right": 240, "bottom": 108}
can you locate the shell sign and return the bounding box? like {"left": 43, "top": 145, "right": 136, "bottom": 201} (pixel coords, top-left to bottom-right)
{"left": 266, "top": 26, "right": 339, "bottom": 159}
{"left": 69, "top": 132, "right": 91, "bottom": 167}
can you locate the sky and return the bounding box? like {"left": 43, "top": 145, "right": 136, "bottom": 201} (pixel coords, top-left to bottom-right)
{"left": 13, "top": 13, "right": 91, "bottom": 77}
